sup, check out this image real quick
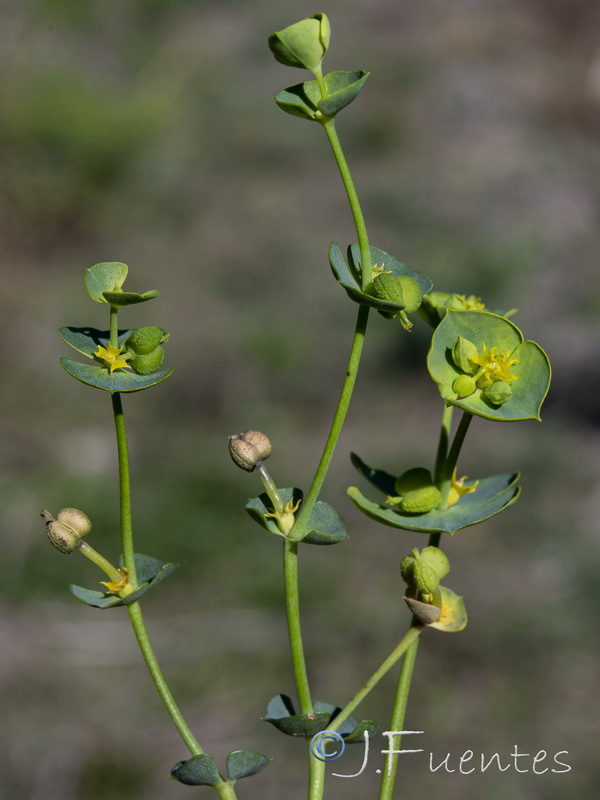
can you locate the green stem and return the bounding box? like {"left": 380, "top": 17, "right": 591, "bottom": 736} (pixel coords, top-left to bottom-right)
{"left": 438, "top": 411, "right": 474, "bottom": 510}
{"left": 283, "top": 540, "right": 313, "bottom": 714}
{"left": 256, "top": 463, "right": 285, "bottom": 515}
{"left": 127, "top": 601, "right": 204, "bottom": 755}
{"left": 328, "top": 625, "right": 423, "bottom": 734}
{"left": 308, "top": 749, "right": 326, "bottom": 800}
{"left": 378, "top": 635, "right": 420, "bottom": 800}
{"left": 109, "top": 305, "right": 119, "bottom": 348}
{"left": 110, "top": 374, "right": 236, "bottom": 798}
{"left": 321, "top": 118, "right": 371, "bottom": 290}
{"left": 111, "top": 392, "right": 138, "bottom": 586}
{"left": 78, "top": 540, "right": 129, "bottom": 588}
{"left": 434, "top": 404, "right": 454, "bottom": 483}
{"left": 289, "top": 304, "right": 369, "bottom": 542}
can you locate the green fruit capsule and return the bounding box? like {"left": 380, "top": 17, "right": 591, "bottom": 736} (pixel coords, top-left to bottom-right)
{"left": 400, "top": 485, "right": 442, "bottom": 514}
{"left": 452, "top": 374, "right": 477, "bottom": 398}
{"left": 483, "top": 381, "right": 512, "bottom": 406}
{"left": 127, "top": 326, "right": 168, "bottom": 355}
{"left": 129, "top": 346, "right": 165, "bottom": 375}
{"left": 372, "top": 274, "right": 423, "bottom": 313}
{"left": 394, "top": 467, "right": 433, "bottom": 495}
{"left": 452, "top": 336, "right": 478, "bottom": 374}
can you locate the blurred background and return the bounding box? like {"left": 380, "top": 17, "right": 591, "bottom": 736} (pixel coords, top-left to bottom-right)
{"left": 1, "top": 0, "right": 599, "bottom": 798}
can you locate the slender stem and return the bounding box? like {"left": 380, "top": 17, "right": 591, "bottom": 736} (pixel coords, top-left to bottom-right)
{"left": 127, "top": 601, "right": 204, "bottom": 754}
{"left": 378, "top": 635, "right": 420, "bottom": 800}
{"left": 308, "top": 749, "right": 326, "bottom": 800}
{"left": 111, "top": 392, "right": 138, "bottom": 586}
{"left": 438, "top": 411, "right": 474, "bottom": 510}
{"left": 289, "top": 304, "right": 369, "bottom": 542}
{"left": 256, "top": 463, "right": 285, "bottom": 515}
{"left": 328, "top": 625, "right": 423, "bottom": 734}
{"left": 77, "top": 541, "right": 124, "bottom": 585}
{"left": 109, "top": 305, "right": 119, "bottom": 348}
{"left": 283, "top": 540, "right": 313, "bottom": 713}
{"left": 434, "top": 404, "right": 454, "bottom": 483}
{"left": 322, "top": 119, "right": 371, "bottom": 290}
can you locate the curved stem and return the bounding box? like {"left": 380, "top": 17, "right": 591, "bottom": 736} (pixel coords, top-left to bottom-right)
{"left": 377, "top": 635, "right": 420, "bottom": 800}
{"left": 283, "top": 540, "right": 313, "bottom": 713}
{"left": 111, "top": 392, "right": 137, "bottom": 586}
{"left": 322, "top": 119, "right": 371, "bottom": 290}
{"left": 289, "top": 304, "right": 369, "bottom": 542}
{"left": 128, "top": 601, "right": 204, "bottom": 755}
{"left": 256, "top": 463, "right": 285, "bottom": 515}
{"left": 328, "top": 625, "right": 423, "bottom": 734}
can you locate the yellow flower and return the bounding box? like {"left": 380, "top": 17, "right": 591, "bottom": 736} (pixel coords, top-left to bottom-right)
{"left": 470, "top": 343, "right": 519, "bottom": 385}
{"left": 447, "top": 293, "right": 486, "bottom": 312}
{"left": 264, "top": 498, "right": 301, "bottom": 535}
{"left": 447, "top": 468, "right": 479, "bottom": 507}
{"left": 100, "top": 567, "right": 134, "bottom": 596}
{"left": 94, "top": 343, "right": 130, "bottom": 372}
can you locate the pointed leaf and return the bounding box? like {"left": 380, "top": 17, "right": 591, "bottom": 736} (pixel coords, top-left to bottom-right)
{"left": 85, "top": 262, "right": 128, "bottom": 303}
{"left": 347, "top": 472, "right": 520, "bottom": 534}
{"left": 344, "top": 720, "right": 379, "bottom": 743}
{"left": 70, "top": 553, "right": 178, "bottom": 608}
{"left": 274, "top": 81, "right": 321, "bottom": 121}
{"left": 350, "top": 452, "right": 397, "bottom": 495}
{"left": 318, "top": 70, "right": 370, "bottom": 116}
{"left": 59, "top": 327, "right": 134, "bottom": 358}
{"left": 170, "top": 754, "right": 220, "bottom": 787}
{"left": 60, "top": 357, "right": 172, "bottom": 393}
{"left": 329, "top": 242, "right": 432, "bottom": 313}
{"left": 303, "top": 500, "right": 348, "bottom": 544}
{"left": 226, "top": 750, "right": 271, "bottom": 781}
{"left": 245, "top": 489, "right": 346, "bottom": 545}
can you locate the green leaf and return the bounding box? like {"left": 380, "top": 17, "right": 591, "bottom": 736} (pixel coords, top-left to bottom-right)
{"left": 427, "top": 311, "right": 551, "bottom": 421}
{"left": 273, "top": 81, "right": 321, "bottom": 120}
{"left": 273, "top": 70, "right": 369, "bottom": 121}
{"left": 85, "top": 262, "right": 128, "bottom": 303}
{"left": 170, "top": 754, "right": 221, "bottom": 787}
{"left": 102, "top": 289, "right": 159, "bottom": 307}
{"left": 268, "top": 14, "right": 330, "bottom": 72}
{"left": 344, "top": 720, "right": 379, "bottom": 743}
{"left": 69, "top": 553, "right": 178, "bottom": 608}
{"left": 348, "top": 454, "right": 520, "bottom": 534}
{"left": 329, "top": 242, "right": 432, "bottom": 314}
{"left": 60, "top": 357, "right": 172, "bottom": 393}
{"left": 262, "top": 696, "right": 378, "bottom": 740}
{"left": 263, "top": 694, "right": 331, "bottom": 737}
{"left": 245, "top": 488, "right": 347, "bottom": 545}
{"left": 419, "top": 291, "right": 515, "bottom": 328}
{"left": 226, "top": 750, "right": 272, "bottom": 781}
{"left": 59, "top": 327, "right": 134, "bottom": 358}
{"left": 318, "top": 70, "right": 370, "bottom": 116}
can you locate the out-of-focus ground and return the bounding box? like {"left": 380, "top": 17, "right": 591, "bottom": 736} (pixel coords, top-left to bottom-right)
{"left": 1, "top": 1, "right": 600, "bottom": 798}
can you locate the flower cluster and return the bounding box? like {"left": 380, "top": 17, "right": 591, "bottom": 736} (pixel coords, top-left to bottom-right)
{"left": 451, "top": 336, "right": 519, "bottom": 406}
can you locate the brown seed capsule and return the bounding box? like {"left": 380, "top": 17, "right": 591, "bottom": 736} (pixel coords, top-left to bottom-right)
{"left": 228, "top": 430, "right": 272, "bottom": 471}
{"left": 56, "top": 508, "right": 92, "bottom": 538}
{"left": 41, "top": 508, "right": 91, "bottom": 554}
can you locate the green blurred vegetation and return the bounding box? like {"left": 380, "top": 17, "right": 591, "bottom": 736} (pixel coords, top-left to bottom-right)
{"left": 1, "top": 0, "right": 600, "bottom": 798}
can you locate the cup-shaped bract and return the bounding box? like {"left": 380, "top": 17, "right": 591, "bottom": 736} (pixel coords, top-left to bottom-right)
{"left": 268, "top": 13, "right": 330, "bottom": 73}
{"left": 427, "top": 311, "right": 551, "bottom": 422}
